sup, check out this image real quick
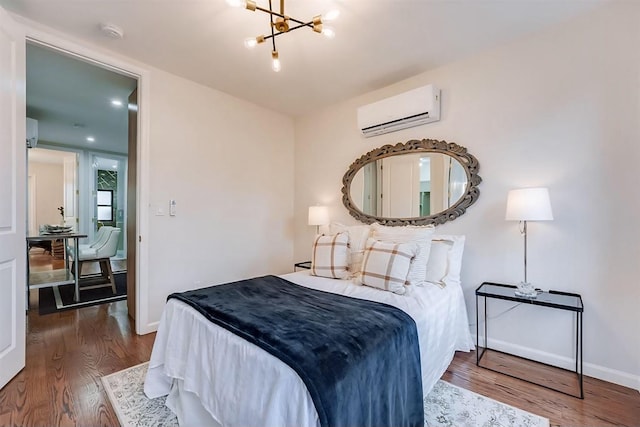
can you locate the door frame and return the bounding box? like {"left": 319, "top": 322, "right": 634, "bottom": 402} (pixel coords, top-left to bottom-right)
{"left": 22, "top": 23, "right": 152, "bottom": 334}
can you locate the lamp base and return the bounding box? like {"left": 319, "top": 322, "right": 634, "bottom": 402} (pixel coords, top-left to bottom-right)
{"left": 515, "top": 282, "right": 537, "bottom": 298}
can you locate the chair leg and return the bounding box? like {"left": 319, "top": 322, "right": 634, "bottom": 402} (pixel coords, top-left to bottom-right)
{"left": 101, "top": 259, "right": 116, "bottom": 294}
{"left": 99, "top": 260, "right": 109, "bottom": 280}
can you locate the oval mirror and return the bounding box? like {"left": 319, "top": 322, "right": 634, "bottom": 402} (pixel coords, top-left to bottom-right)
{"left": 341, "top": 139, "right": 481, "bottom": 226}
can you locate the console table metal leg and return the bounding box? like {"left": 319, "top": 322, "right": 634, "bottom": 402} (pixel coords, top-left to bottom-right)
{"left": 579, "top": 311, "right": 584, "bottom": 399}
{"left": 476, "top": 295, "right": 488, "bottom": 364}
{"left": 483, "top": 296, "right": 487, "bottom": 351}
{"left": 73, "top": 237, "right": 80, "bottom": 302}
{"left": 476, "top": 295, "right": 479, "bottom": 364}
{"left": 575, "top": 312, "right": 579, "bottom": 373}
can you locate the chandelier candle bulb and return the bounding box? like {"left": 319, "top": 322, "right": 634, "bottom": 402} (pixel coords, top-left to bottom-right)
{"left": 322, "top": 27, "right": 335, "bottom": 39}
{"left": 226, "top": 0, "right": 247, "bottom": 8}
{"left": 244, "top": 37, "right": 258, "bottom": 49}
{"left": 271, "top": 51, "right": 281, "bottom": 72}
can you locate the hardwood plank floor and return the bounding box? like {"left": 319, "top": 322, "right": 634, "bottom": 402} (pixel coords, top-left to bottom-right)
{"left": 443, "top": 351, "right": 640, "bottom": 427}
{"left": 0, "top": 299, "right": 154, "bottom": 427}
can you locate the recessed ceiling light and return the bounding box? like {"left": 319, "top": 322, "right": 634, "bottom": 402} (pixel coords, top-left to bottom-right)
{"left": 86, "top": 136, "right": 95, "bottom": 142}
{"left": 111, "top": 99, "right": 123, "bottom": 107}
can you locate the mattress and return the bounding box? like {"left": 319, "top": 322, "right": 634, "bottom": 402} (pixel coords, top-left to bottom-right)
{"left": 144, "top": 271, "right": 474, "bottom": 427}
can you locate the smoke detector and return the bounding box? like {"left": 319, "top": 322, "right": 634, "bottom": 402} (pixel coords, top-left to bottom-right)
{"left": 100, "top": 23, "right": 124, "bottom": 39}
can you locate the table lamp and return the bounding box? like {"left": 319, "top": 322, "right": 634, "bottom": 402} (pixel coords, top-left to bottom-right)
{"left": 505, "top": 187, "right": 553, "bottom": 297}
{"left": 308, "top": 206, "right": 329, "bottom": 234}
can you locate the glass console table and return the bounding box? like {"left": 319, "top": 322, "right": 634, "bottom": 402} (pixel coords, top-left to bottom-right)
{"left": 475, "top": 282, "right": 584, "bottom": 399}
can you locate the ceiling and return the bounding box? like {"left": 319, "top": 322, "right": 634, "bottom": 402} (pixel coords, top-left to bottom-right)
{"left": 4, "top": 0, "right": 605, "bottom": 133}
{"left": 26, "top": 43, "right": 136, "bottom": 154}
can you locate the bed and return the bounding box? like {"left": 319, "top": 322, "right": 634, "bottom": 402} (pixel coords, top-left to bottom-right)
{"left": 144, "top": 268, "right": 474, "bottom": 427}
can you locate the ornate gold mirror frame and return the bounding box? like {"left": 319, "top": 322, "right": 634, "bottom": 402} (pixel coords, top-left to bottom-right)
{"left": 341, "top": 138, "right": 482, "bottom": 226}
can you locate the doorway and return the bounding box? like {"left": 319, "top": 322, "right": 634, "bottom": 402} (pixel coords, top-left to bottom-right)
{"left": 26, "top": 41, "right": 138, "bottom": 319}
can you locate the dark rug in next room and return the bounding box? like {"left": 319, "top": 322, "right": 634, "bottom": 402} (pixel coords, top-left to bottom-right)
{"left": 38, "top": 272, "right": 127, "bottom": 315}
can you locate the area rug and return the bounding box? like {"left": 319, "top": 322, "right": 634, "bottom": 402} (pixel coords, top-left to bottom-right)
{"left": 102, "top": 362, "right": 549, "bottom": 427}
{"left": 38, "top": 272, "right": 127, "bottom": 315}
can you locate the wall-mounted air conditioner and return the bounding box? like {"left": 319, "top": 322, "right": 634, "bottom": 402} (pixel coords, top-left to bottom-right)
{"left": 26, "top": 117, "right": 38, "bottom": 148}
{"left": 357, "top": 84, "right": 440, "bottom": 138}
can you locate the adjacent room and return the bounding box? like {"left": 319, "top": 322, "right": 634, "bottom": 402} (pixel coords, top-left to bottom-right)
{"left": 0, "top": 1, "right": 639, "bottom": 426}
{"left": 24, "top": 43, "right": 136, "bottom": 315}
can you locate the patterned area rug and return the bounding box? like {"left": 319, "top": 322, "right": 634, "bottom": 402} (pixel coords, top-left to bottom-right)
{"left": 102, "top": 362, "right": 549, "bottom": 427}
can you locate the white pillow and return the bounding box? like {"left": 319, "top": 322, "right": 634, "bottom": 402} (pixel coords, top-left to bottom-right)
{"left": 424, "top": 240, "right": 453, "bottom": 288}
{"left": 359, "top": 238, "right": 417, "bottom": 295}
{"left": 370, "top": 222, "right": 435, "bottom": 286}
{"left": 425, "top": 235, "right": 466, "bottom": 287}
{"left": 311, "top": 232, "right": 350, "bottom": 279}
{"left": 329, "top": 222, "right": 371, "bottom": 276}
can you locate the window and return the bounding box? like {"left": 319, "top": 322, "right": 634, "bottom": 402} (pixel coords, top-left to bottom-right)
{"left": 97, "top": 189, "right": 113, "bottom": 221}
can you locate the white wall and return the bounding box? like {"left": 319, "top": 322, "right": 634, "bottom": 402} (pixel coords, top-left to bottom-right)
{"left": 294, "top": 2, "right": 640, "bottom": 389}
{"left": 146, "top": 69, "right": 295, "bottom": 323}
{"left": 29, "top": 162, "right": 63, "bottom": 229}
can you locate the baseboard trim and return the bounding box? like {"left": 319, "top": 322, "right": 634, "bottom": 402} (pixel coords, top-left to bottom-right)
{"left": 138, "top": 320, "right": 159, "bottom": 335}
{"left": 473, "top": 335, "right": 640, "bottom": 392}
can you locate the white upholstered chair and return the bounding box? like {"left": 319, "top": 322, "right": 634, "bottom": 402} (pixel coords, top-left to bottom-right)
{"left": 70, "top": 227, "right": 121, "bottom": 294}
{"left": 78, "top": 225, "right": 113, "bottom": 252}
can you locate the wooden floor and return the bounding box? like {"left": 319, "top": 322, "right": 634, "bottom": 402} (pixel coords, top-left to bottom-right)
{"left": 1, "top": 256, "right": 638, "bottom": 426}
{"left": 0, "top": 300, "right": 155, "bottom": 427}
{"left": 443, "top": 351, "right": 640, "bottom": 426}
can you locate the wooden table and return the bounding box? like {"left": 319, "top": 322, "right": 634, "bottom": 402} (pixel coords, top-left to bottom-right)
{"left": 26, "top": 233, "right": 87, "bottom": 303}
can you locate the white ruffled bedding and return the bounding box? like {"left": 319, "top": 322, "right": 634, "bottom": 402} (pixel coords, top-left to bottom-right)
{"left": 144, "top": 271, "right": 474, "bottom": 427}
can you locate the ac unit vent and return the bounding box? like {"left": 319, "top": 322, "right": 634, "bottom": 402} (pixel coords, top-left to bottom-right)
{"left": 357, "top": 85, "right": 440, "bottom": 138}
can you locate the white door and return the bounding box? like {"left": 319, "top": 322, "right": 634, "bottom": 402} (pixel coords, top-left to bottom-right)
{"left": 381, "top": 154, "right": 421, "bottom": 218}
{"left": 0, "top": 6, "right": 26, "bottom": 389}
{"left": 63, "top": 153, "right": 78, "bottom": 230}
{"left": 428, "top": 153, "right": 448, "bottom": 214}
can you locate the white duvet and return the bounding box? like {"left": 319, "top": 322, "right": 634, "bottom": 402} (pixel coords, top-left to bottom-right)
{"left": 144, "top": 271, "right": 474, "bottom": 427}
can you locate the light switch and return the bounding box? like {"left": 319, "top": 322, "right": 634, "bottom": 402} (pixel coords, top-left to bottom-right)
{"left": 170, "top": 200, "right": 177, "bottom": 216}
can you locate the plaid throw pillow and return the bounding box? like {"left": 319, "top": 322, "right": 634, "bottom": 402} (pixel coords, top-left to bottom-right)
{"left": 370, "top": 223, "right": 435, "bottom": 286}
{"left": 359, "top": 238, "right": 417, "bottom": 295}
{"left": 311, "top": 232, "right": 350, "bottom": 279}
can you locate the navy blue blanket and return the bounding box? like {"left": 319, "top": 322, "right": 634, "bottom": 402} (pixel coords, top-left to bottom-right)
{"left": 169, "top": 275, "right": 423, "bottom": 427}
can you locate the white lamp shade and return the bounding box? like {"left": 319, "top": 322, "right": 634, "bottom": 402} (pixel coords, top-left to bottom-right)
{"left": 308, "top": 206, "right": 330, "bottom": 226}
{"left": 505, "top": 187, "right": 553, "bottom": 221}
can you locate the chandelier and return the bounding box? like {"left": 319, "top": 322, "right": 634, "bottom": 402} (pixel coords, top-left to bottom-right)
{"left": 227, "top": 0, "right": 339, "bottom": 72}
